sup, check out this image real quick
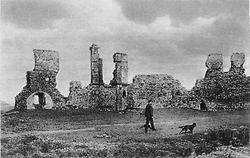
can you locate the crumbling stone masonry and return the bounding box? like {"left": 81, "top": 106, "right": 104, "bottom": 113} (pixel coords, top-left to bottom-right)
{"left": 127, "top": 74, "right": 188, "bottom": 108}
{"left": 229, "top": 52, "right": 245, "bottom": 75}
{"left": 191, "top": 52, "right": 250, "bottom": 109}
{"left": 90, "top": 44, "right": 103, "bottom": 86}
{"left": 15, "top": 49, "right": 66, "bottom": 110}
{"left": 205, "top": 53, "right": 223, "bottom": 78}
{"left": 110, "top": 53, "right": 128, "bottom": 86}
{"left": 110, "top": 52, "right": 129, "bottom": 110}
{"left": 66, "top": 44, "right": 129, "bottom": 111}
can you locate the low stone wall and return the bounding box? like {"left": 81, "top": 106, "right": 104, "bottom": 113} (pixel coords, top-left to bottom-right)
{"left": 66, "top": 83, "right": 128, "bottom": 110}
{"left": 66, "top": 81, "right": 88, "bottom": 108}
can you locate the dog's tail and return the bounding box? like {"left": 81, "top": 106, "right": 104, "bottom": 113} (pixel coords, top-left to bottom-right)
{"left": 179, "top": 126, "right": 184, "bottom": 128}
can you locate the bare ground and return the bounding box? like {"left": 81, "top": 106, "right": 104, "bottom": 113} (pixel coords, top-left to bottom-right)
{"left": 1, "top": 108, "right": 250, "bottom": 157}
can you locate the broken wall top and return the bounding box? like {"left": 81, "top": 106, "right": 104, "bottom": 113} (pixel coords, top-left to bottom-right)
{"left": 90, "top": 44, "right": 100, "bottom": 61}
{"left": 205, "top": 53, "right": 223, "bottom": 70}
{"left": 70, "top": 81, "right": 82, "bottom": 89}
{"left": 90, "top": 44, "right": 99, "bottom": 52}
{"left": 33, "top": 49, "right": 59, "bottom": 73}
{"left": 231, "top": 52, "right": 245, "bottom": 68}
{"left": 113, "top": 53, "right": 128, "bottom": 62}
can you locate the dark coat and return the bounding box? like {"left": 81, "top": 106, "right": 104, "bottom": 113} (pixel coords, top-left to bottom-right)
{"left": 145, "top": 104, "right": 153, "bottom": 118}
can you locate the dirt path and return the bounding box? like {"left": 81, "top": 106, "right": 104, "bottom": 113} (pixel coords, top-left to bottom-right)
{"left": 1, "top": 109, "right": 249, "bottom": 140}
{"left": 0, "top": 116, "right": 236, "bottom": 139}
{"left": 0, "top": 122, "right": 164, "bottom": 138}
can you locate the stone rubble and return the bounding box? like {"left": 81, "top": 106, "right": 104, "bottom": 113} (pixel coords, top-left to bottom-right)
{"left": 191, "top": 52, "right": 250, "bottom": 110}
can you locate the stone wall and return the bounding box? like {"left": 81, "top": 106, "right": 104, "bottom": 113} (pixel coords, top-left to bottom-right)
{"left": 205, "top": 53, "right": 223, "bottom": 78}
{"left": 127, "top": 74, "right": 188, "bottom": 108}
{"left": 66, "top": 81, "right": 88, "bottom": 108}
{"left": 66, "top": 84, "right": 126, "bottom": 110}
{"left": 191, "top": 53, "right": 250, "bottom": 109}
{"left": 229, "top": 52, "right": 245, "bottom": 75}
{"left": 90, "top": 44, "right": 103, "bottom": 85}
{"left": 15, "top": 49, "right": 66, "bottom": 110}
{"left": 33, "top": 49, "right": 59, "bottom": 73}
{"left": 66, "top": 45, "right": 129, "bottom": 111}
{"left": 110, "top": 53, "right": 128, "bottom": 86}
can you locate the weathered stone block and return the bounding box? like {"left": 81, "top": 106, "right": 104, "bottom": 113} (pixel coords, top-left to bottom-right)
{"left": 33, "top": 49, "right": 59, "bottom": 73}
{"left": 205, "top": 53, "right": 223, "bottom": 70}
{"left": 113, "top": 53, "right": 128, "bottom": 62}
{"left": 231, "top": 52, "right": 245, "bottom": 68}
{"left": 69, "top": 81, "right": 82, "bottom": 90}
{"left": 66, "top": 81, "right": 89, "bottom": 109}
{"left": 229, "top": 53, "right": 245, "bottom": 75}
{"left": 205, "top": 53, "right": 223, "bottom": 78}
{"left": 110, "top": 53, "right": 128, "bottom": 85}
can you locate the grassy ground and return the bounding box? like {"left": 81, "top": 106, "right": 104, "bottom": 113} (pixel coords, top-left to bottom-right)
{"left": 1, "top": 108, "right": 250, "bottom": 157}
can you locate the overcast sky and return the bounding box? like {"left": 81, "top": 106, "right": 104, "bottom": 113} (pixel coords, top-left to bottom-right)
{"left": 1, "top": 0, "right": 249, "bottom": 103}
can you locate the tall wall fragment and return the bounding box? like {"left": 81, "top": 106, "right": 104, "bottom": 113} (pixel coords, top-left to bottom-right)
{"left": 110, "top": 53, "right": 128, "bottom": 86}
{"left": 15, "top": 49, "right": 66, "bottom": 110}
{"left": 90, "top": 44, "right": 103, "bottom": 85}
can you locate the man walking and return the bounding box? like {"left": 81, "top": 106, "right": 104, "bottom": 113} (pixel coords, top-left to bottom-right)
{"left": 144, "top": 100, "right": 156, "bottom": 133}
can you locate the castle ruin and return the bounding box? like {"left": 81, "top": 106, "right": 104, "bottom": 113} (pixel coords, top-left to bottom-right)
{"left": 15, "top": 46, "right": 249, "bottom": 111}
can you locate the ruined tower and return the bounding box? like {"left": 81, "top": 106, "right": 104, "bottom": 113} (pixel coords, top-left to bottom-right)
{"left": 15, "top": 49, "right": 65, "bottom": 110}
{"left": 90, "top": 44, "right": 103, "bottom": 86}
{"left": 110, "top": 53, "right": 128, "bottom": 86}
{"left": 204, "top": 53, "right": 223, "bottom": 78}
{"left": 109, "top": 52, "right": 129, "bottom": 111}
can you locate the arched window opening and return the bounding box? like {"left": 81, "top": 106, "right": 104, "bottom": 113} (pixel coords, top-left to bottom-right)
{"left": 123, "top": 90, "right": 126, "bottom": 98}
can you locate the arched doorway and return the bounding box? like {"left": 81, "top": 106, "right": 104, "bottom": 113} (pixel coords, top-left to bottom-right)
{"left": 26, "top": 91, "right": 54, "bottom": 109}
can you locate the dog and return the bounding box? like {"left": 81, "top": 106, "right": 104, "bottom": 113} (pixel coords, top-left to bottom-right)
{"left": 179, "top": 123, "right": 196, "bottom": 134}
